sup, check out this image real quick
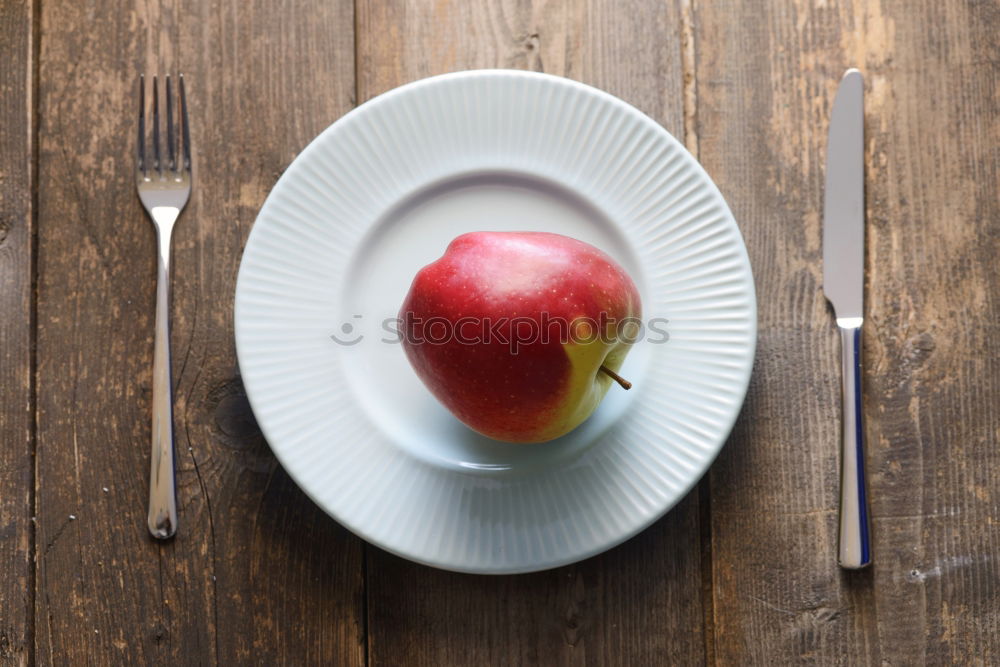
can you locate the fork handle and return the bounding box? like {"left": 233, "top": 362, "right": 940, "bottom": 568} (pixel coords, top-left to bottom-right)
{"left": 837, "top": 323, "right": 871, "bottom": 568}
{"left": 148, "top": 227, "right": 177, "bottom": 539}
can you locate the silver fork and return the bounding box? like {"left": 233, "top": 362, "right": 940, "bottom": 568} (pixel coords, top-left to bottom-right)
{"left": 136, "top": 74, "right": 191, "bottom": 539}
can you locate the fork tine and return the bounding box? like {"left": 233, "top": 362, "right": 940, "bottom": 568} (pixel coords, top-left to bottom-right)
{"left": 137, "top": 74, "right": 146, "bottom": 175}
{"left": 152, "top": 75, "right": 161, "bottom": 175}
{"left": 166, "top": 75, "right": 176, "bottom": 173}
{"left": 179, "top": 74, "right": 191, "bottom": 172}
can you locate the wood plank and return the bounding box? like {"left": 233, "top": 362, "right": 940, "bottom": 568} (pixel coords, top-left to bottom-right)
{"left": 357, "top": 1, "right": 706, "bottom": 664}
{"left": 367, "top": 502, "right": 703, "bottom": 666}
{"left": 34, "top": 0, "right": 363, "bottom": 663}
{"left": 695, "top": 0, "right": 1000, "bottom": 662}
{"left": 0, "top": 1, "right": 34, "bottom": 664}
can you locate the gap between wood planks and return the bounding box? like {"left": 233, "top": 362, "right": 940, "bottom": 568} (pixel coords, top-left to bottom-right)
{"left": 352, "top": 4, "right": 372, "bottom": 667}
{"left": 679, "top": 0, "right": 716, "bottom": 664}
{"left": 29, "top": 0, "right": 42, "bottom": 664}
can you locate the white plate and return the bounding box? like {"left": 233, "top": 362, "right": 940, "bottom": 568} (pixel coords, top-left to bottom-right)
{"left": 235, "top": 70, "right": 756, "bottom": 574}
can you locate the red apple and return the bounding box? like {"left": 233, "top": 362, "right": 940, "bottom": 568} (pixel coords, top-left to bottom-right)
{"left": 399, "top": 231, "right": 641, "bottom": 443}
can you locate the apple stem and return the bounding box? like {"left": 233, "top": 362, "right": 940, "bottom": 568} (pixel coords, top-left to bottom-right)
{"left": 599, "top": 365, "right": 632, "bottom": 390}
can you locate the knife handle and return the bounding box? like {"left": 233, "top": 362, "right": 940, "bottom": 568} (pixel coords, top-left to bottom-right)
{"left": 837, "top": 322, "right": 871, "bottom": 568}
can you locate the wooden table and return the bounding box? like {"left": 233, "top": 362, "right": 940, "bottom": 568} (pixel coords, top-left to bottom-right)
{"left": 2, "top": 0, "right": 997, "bottom": 664}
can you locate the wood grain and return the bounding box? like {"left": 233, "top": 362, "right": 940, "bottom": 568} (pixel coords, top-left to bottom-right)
{"left": 0, "top": 1, "right": 34, "bottom": 664}
{"left": 14, "top": 0, "right": 1000, "bottom": 663}
{"left": 34, "top": 0, "right": 362, "bottom": 664}
{"left": 356, "top": 1, "right": 706, "bottom": 665}
{"left": 366, "top": 504, "right": 703, "bottom": 667}
{"left": 695, "top": 0, "right": 1000, "bottom": 663}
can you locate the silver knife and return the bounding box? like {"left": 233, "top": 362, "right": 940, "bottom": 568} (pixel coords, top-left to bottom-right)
{"left": 823, "top": 68, "right": 872, "bottom": 569}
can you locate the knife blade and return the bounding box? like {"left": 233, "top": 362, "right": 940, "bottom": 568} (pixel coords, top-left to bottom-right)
{"left": 823, "top": 69, "right": 865, "bottom": 322}
{"left": 823, "top": 68, "right": 872, "bottom": 569}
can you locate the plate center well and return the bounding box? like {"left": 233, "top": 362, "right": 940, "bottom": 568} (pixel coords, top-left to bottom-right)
{"left": 337, "top": 170, "right": 649, "bottom": 474}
